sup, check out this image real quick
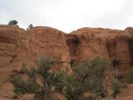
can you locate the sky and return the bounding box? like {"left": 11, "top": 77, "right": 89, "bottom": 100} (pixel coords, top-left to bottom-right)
{"left": 0, "top": 0, "right": 133, "bottom": 32}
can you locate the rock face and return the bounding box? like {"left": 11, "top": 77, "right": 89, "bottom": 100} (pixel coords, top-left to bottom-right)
{"left": 67, "top": 28, "right": 133, "bottom": 70}
{"left": 68, "top": 28, "right": 109, "bottom": 61}
{"left": 0, "top": 26, "right": 71, "bottom": 100}
{"left": 0, "top": 25, "right": 133, "bottom": 100}
{"left": 19, "top": 26, "right": 71, "bottom": 73}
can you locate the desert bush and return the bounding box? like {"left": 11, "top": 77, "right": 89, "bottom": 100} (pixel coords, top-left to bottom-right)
{"left": 27, "top": 24, "right": 33, "bottom": 30}
{"left": 11, "top": 57, "right": 112, "bottom": 100}
{"left": 67, "top": 57, "right": 112, "bottom": 100}
{"left": 112, "top": 79, "right": 121, "bottom": 98}
{"left": 127, "top": 68, "right": 133, "bottom": 84}
{"left": 12, "top": 76, "right": 41, "bottom": 95}
{"left": 8, "top": 20, "right": 18, "bottom": 25}
{"left": 11, "top": 56, "right": 76, "bottom": 100}
{"left": 11, "top": 56, "right": 57, "bottom": 100}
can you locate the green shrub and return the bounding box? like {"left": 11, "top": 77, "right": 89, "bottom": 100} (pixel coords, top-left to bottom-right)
{"left": 11, "top": 56, "right": 75, "bottom": 100}
{"left": 8, "top": 20, "right": 18, "bottom": 25}
{"left": 112, "top": 79, "right": 121, "bottom": 98}
{"left": 11, "top": 57, "right": 112, "bottom": 100}
{"left": 11, "top": 56, "right": 57, "bottom": 100}
{"left": 128, "top": 68, "right": 133, "bottom": 84}
{"left": 69, "top": 57, "right": 112, "bottom": 99}
{"left": 27, "top": 24, "right": 33, "bottom": 30}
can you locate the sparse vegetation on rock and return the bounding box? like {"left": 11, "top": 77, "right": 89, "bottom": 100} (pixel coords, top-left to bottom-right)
{"left": 27, "top": 24, "right": 33, "bottom": 30}
{"left": 8, "top": 20, "right": 18, "bottom": 25}
{"left": 11, "top": 57, "right": 113, "bottom": 100}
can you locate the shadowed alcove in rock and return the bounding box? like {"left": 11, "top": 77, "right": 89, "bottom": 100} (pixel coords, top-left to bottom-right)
{"left": 66, "top": 35, "right": 79, "bottom": 61}
{"left": 128, "top": 39, "right": 133, "bottom": 65}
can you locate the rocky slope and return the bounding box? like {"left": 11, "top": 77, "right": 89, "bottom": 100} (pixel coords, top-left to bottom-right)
{"left": 0, "top": 25, "right": 133, "bottom": 100}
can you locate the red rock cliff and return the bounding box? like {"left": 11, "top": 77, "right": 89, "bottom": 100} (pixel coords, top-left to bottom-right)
{"left": 0, "top": 25, "right": 133, "bottom": 100}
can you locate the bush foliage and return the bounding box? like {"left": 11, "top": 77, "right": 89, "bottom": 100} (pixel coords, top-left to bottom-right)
{"left": 127, "top": 68, "right": 133, "bottom": 84}
{"left": 112, "top": 79, "right": 121, "bottom": 98}
{"left": 27, "top": 24, "right": 33, "bottom": 30}
{"left": 70, "top": 58, "right": 112, "bottom": 99}
{"left": 8, "top": 20, "right": 18, "bottom": 25}
{"left": 11, "top": 57, "right": 113, "bottom": 100}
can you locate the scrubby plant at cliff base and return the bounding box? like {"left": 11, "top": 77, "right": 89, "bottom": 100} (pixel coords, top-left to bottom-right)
{"left": 127, "top": 68, "right": 133, "bottom": 84}
{"left": 112, "top": 79, "right": 121, "bottom": 98}
{"left": 70, "top": 58, "right": 113, "bottom": 100}
{"left": 11, "top": 56, "right": 115, "bottom": 100}
{"left": 11, "top": 56, "right": 76, "bottom": 100}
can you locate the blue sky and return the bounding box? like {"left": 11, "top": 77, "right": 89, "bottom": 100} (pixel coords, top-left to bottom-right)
{"left": 0, "top": 0, "right": 133, "bottom": 32}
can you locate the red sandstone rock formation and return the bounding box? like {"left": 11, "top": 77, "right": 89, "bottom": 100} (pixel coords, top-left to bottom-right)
{"left": 0, "top": 25, "right": 71, "bottom": 100}
{"left": 0, "top": 25, "right": 133, "bottom": 100}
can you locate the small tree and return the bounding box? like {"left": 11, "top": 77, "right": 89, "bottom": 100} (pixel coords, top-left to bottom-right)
{"left": 68, "top": 57, "right": 112, "bottom": 99}
{"left": 8, "top": 20, "right": 18, "bottom": 25}
{"left": 11, "top": 56, "right": 58, "bottom": 100}
{"left": 27, "top": 24, "right": 33, "bottom": 30}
